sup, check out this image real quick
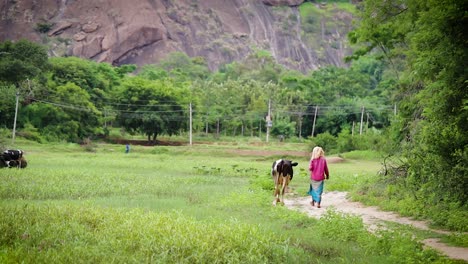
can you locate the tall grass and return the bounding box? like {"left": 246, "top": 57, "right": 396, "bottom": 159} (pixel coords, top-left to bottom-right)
{"left": 0, "top": 140, "right": 457, "bottom": 263}
{"left": 0, "top": 204, "right": 295, "bottom": 263}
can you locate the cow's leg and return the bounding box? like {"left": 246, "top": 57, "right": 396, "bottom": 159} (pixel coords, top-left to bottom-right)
{"left": 276, "top": 176, "right": 284, "bottom": 203}
{"left": 273, "top": 186, "right": 278, "bottom": 205}
{"left": 10, "top": 160, "right": 18, "bottom": 168}
{"left": 272, "top": 175, "right": 279, "bottom": 205}
{"left": 273, "top": 185, "right": 281, "bottom": 205}
{"left": 280, "top": 177, "right": 288, "bottom": 204}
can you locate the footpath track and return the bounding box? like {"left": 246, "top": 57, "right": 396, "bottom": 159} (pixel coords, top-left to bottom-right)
{"left": 284, "top": 191, "right": 468, "bottom": 262}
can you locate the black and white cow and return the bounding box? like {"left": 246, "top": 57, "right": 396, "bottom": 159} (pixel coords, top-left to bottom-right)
{"left": 271, "top": 159, "right": 298, "bottom": 205}
{"left": 0, "top": 149, "right": 27, "bottom": 168}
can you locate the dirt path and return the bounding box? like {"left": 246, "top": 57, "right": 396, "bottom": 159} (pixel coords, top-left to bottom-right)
{"left": 284, "top": 191, "right": 468, "bottom": 262}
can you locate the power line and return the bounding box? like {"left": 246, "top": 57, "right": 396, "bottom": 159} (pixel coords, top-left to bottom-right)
{"left": 32, "top": 98, "right": 186, "bottom": 114}
{"left": 30, "top": 97, "right": 395, "bottom": 121}
{"left": 33, "top": 99, "right": 95, "bottom": 112}
{"left": 96, "top": 102, "right": 186, "bottom": 107}
{"left": 90, "top": 96, "right": 184, "bottom": 105}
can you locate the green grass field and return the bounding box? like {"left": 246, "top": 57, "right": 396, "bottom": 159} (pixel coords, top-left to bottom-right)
{"left": 0, "top": 139, "right": 456, "bottom": 263}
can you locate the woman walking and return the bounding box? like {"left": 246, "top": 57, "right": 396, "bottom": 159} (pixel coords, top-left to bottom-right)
{"left": 308, "top": 146, "right": 329, "bottom": 208}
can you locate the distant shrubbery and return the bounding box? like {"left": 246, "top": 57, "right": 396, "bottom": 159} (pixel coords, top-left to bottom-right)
{"left": 0, "top": 128, "right": 7, "bottom": 150}
{"left": 309, "top": 129, "right": 387, "bottom": 155}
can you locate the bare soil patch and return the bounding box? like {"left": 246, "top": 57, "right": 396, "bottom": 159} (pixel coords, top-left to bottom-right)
{"left": 284, "top": 192, "right": 468, "bottom": 262}
{"left": 224, "top": 149, "right": 346, "bottom": 164}
{"left": 110, "top": 139, "right": 185, "bottom": 146}
{"left": 226, "top": 149, "right": 309, "bottom": 157}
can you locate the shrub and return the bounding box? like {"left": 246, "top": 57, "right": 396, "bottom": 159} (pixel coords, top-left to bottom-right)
{"left": 271, "top": 119, "right": 296, "bottom": 139}
{"left": 336, "top": 127, "right": 353, "bottom": 152}
{"left": 316, "top": 208, "right": 366, "bottom": 242}
{"left": 310, "top": 132, "right": 337, "bottom": 152}
{"left": 35, "top": 22, "right": 53, "bottom": 33}
{"left": 81, "top": 138, "right": 97, "bottom": 152}
{"left": 352, "top": 129, "right": 384, "bottom": 151}
{"left": 0, "top": 128, "right": 8, "bottom": 149}
{"left": 17, "top": 123, "right": 44, "bottom": 143}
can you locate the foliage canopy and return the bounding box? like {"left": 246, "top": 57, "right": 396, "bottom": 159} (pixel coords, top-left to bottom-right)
{"left": 350, "top": 0, "right": 467, "bottom": 204}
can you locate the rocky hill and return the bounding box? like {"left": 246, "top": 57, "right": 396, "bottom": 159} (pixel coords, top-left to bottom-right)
{"left": 0, "top": 0, "right": 356, "bottom": 72}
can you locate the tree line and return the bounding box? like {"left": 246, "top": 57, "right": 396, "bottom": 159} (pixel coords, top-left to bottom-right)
{"left": 0, "top": 42, "right": 395, "bottom": 144}
{"left": 349, "top": 0, "right": 467, "bottom": 213}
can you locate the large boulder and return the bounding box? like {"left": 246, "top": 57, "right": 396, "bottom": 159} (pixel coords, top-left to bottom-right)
{"left": 0, "top": 0, "right": 354, "bottom": 72}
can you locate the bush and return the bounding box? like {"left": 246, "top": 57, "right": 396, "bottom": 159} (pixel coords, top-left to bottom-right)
{"left": 0, "top": 128, "right": 8, "bottom": 149}
{"left": 35, "top": 22, "right": 53, "bottom": 33}
{"left": 309, "top": 132, "right": 337, "bottom": 152}
{"left": 336, "top": 127, "right": 353, "bottom": 152}
{"left": 271, "top": 119, "right": 296, "bottom": 139}
{"left": 81, "top": 138, "right": 97, "bottom": 152}
{"left": 316, "top": 209, "right": 366, "bottom": 242}
{"left": 352, "top": 129, "right": 384, "bottom": 151}
{"left": 17, "top": 123, "right": 44, "bottom": 143}
{"left": 311, "top": 128, "right": 389, "bottom": 154}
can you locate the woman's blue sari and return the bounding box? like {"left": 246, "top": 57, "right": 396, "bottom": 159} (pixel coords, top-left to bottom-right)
{"left": 308, "top": 180, "right": 324, "bottom": 203}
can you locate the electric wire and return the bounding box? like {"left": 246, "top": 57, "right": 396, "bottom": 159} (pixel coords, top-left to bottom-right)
{"left": 30, "top": 97, "right": 396, "bottom": 122}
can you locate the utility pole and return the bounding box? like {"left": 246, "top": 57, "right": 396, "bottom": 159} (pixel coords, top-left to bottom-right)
{"left": 12, "top": 90, "right": 19, "bottom": 145}
{"left": 366, "top": 112, "right": 369, "bottom": 134}
{"left": 311, "top": 105, "right": 318, "bottom": 137}
{"left": 298, "top": 112, "right": 303, "bottom": 139}
{"left": 359, "top": 106, "right": 364, "bottom": 135}
{"left": 189, "top": 102, "right": 192, "bottom": 146}
{"left": 266, "top": 99, "right": 271, "bottom": 143}
{"left": 259, "top": 121, "right": 261, "bottom": 138}
{"left": 11, "top": 79, "right": 26, "bottom": 145}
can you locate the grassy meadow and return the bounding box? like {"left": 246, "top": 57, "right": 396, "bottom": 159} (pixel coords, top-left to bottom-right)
{"left": 0, "top": 139, "right": 458, "bottom": 263}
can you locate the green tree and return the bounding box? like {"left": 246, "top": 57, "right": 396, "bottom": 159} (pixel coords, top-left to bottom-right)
{"left": 0, "top": 40, "right": 49, "bottom": 129}
{"left": 139, "top": 65, "right": 169, "bottom": 81}
{"left": 271, "top": 118, "right": 296, "bottom": 139}
{"left": 194, "top": 80, "right": 240, "bottom": 137}
{"left": 0, "top": 40, "right": 49, "bottom": 87}
{"left": 116, "top": 77, "right": 188, "bottom": 142}
{"left": 49, "top": 57, "right": 111, "bottom": 107}
{"left": 21, "top": 82, "right": 102, "bottom": 142}
{"left": 351, "top": 0, "right": 468, "bottom": 204}
{"left": 46, "top": 57, "right": 131, "bottom": 135}
{"left": 219, "top": 50, "right": 285, "bottom": 84}
{"left": 0, "top": 84, "right": 16, "bottom": 128}
{"left": 157, "top": 52, "right": 210, "bottom": 82}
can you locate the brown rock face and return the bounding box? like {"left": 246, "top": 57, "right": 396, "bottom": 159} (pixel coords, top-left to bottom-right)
{"left": 0, "top": 0, "right": 354, "bottom": 72}
{"left": 262, "top": 0, "right": 304, "bottom": 6}
{"left": 81, "top": 22, "right": 99, "bottom": 33}
{"left": 48, "top": 21, "right": 73, "bottom": 37}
